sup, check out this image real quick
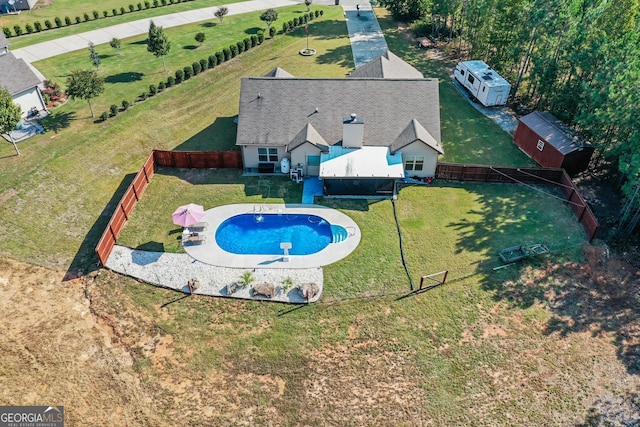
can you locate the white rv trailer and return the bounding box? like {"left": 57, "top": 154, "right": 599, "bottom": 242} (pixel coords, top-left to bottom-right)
{"left": 454, "top": 60, "right": 511, "bottom": 107}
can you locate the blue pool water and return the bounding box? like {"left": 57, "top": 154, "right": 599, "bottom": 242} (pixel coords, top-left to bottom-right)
{"left": 215, "top": 213, "right": 345, "bottom": 255}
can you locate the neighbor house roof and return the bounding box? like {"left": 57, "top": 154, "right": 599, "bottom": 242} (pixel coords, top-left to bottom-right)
{"left": 287, "top": 122, "right": 329, "bottom": 151}
{"left": 0, "top": 33, "right": 9, "bottom": 50}
{"left": 519, "top": 111, "right": 592, "bottom": 155}
{"left": 0, "top": 52, "right": 42, "bottom": 95}
{"left": 391, "top": 118, "right": 443, "bottom": 154}
{"left": 349, "top": 51, "right": 424, "bottom": 79}
{"left": 236, "top": 77, "right": 440, "bottom": 148}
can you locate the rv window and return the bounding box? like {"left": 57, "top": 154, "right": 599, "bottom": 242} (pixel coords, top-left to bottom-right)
{"left": 482, "top": 87, "right": 486, "bottom": 92}
{"left": 467, "top": 75, "right": 475, "bottom": 85}
{"left": 460, "top": 70, "right": 465, "bottom": 75}
{"left": 537, "top": 140, "right": 545, "bottom": 151}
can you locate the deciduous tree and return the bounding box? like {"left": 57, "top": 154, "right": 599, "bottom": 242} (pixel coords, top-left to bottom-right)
{"left": 147, "top": 20, "right": 171, "bottom": 72}
{"left": 214, "top": 6, "right": 228, "bottom": 23}
{"left": 65, "top": 69, "right": 104, "bottom": 118}
{"left": 0, "top": 86, "right": 22, "bottom": 155}
{"left": 260, "top": 9, "right": 279, "bottom": 30}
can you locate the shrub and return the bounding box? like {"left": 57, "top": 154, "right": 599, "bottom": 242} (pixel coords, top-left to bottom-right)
{"left": 103, "top": 10, "right": 108, "bottom": 17}
{"left": 54, "top": 17, "right": 62, "bottom": 27}
{"left": 199, "top": 58, "right": 208, "bottom": 71}
{"left": 110, "top": 104, "right": 119, "bottom": 116}
{"left": 320, "top": 10, "right": 324, "bottom": 16}
{"left": 215, "top": 51, "right": 224, "bottom": 64}
{"left": 121, "top": 100, "right": 130, "bottom": 110}
{"left": 243, "top": 38, "right": 251, "bottom": 51}
{"left": 42, "top": 92, "right": 51, "bottom": 105}
{"left": 83, "top": 13, "right": 90, "bottom": 21}
{"left": 192, "top": 61, "right": 201, "bottom": 75}
{"left": 44, "top": 20, "right": 53, "bottom": 29}
{"left": 183, "top": 66, "right": 192, "bottom": 79}
{"left": 144, "top": 0, "right": 151, "bottom": 9}
{"left": 281, "top": 22, "right": 288, "bottom": 33}
{"left": 293, "top": 17, "right": 299, "bottom": 27}
{"left": 65, "top": 16, "right": 72, "bottom": 25}
{"left": 14, "top": 24, "right": 24, "bottom": 35}
{"left": 34, "top": 21, "right": 43, "bottom": 31}
{"left": 92, "top": 10, "right": 99, "bottom": 19}
{"left": 174, "top": 69, "right": 184, "bottom": 83}
{"left": 257, "top": 31, "right": 264, "bottom": 44}
{"left": 315, "top": 10, "right": 320, "bottom": 17}
{"left": 149, "top": 84, "right": 157, "bottom": 96}
{"left": 139, "top": 92, "right": 148, "bottom": 101}
{"left": 161, "top": 0, "right": 167, "bottom": 5}
{"left": 208, "top": 54, "right": 217, "bottom": 68}
{"left": 250, "top": 35, "right": 258, "bottom": 47}
{"left": 158, "top": 81, "right": 165, "bottom": 91}
{"left": 271, "top": 25, "right": 278, "bottom": 37}
{"left": 75, "top": 16, "right": 81, "bottom": 24}
{"left": 137, "top": 2, "right": 142, "bottom": 10}
{"left": 229, "top": 44, "right": 238, "bottom": 57}
{"left": 100, "top": 111, "right": 109, "bottom": 122}
{"left": 222, "top": 47, "right": 231, "bottom": 61}
{"left": 153, "top": 0, "right": 159, "bottom": 7}
{"left": 167, "top": 75, "right": 175, "bottom": 87}
{"left": 120, "top": 7, "right": 126, "bottom": 14}
{"left": 25, "top": 23, "right": 34, "bottom": 34}
{"left": 236, "top": 41, "right": 244, "bottom": 54}
{"left": 288, "top": 19, "right": 294, "bottom": 29}
{"left": 195, "top": 32, "right": 205, "bottom": 44}
{"left": 112, "top": 8, "right": 118, "bottom": 16}
{"left": 129, "top": 4, "right": 135, "bottom": 12}
{"left": 2, "top": 27, "right": 10, "bottom": 38}
{"left": 307, "top": 12, "right": 313, "bottom": 21}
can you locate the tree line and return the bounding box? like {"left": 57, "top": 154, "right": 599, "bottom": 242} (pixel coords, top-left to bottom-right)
{"left": 380, "top": 0, "right": 640, "bottom": 236}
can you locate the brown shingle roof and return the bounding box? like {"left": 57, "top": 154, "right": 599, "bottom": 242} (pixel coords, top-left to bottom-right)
{"left": 391, "top": 118, "right": 443, "bottom": 154}
{"left": 287, "top": 123, "right": 329, "bottom": 151}
{"left": 0, "top": 33, "right": 9, "bottom": 49}
{"left": 236, "top": 77, "right": 440, "bottom": 149}
{"left": 264, "top": 67, "right": 295, "bottom": 78}
{"left": 349, "top": 51, "right": 423, "bottom": 79}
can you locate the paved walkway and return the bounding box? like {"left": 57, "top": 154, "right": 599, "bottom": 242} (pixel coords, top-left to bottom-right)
{"left": 341, "top": 1, "right": 388, "bottom": 68}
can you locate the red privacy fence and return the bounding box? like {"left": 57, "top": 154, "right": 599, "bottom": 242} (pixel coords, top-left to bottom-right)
{"left": 95, "top": 150, "right": 243, "bottom": 266}
{"left": 434, "top": 163, "right": 599, "bottom": 241}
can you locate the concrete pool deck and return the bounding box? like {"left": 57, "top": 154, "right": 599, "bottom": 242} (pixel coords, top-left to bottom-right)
{"left": 183, "top": 203, "right": 361, "bottom": 269}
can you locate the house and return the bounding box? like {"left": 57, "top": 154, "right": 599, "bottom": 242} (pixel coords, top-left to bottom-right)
{"left": 0, "top": 33, "right": 47, "bottom": 118}
{"left": 235, "top": 51, "right": 443, "bottom": 196}
{"left": 514, "top": 111, "right": 594, "bottom": 176}
{"left": 0, "top": 0, "right": 39, "bottom": 12}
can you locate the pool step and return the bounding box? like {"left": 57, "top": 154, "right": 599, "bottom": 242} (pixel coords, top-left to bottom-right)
{"left": 331, "top": 225, "right": 348, "bottom": 243}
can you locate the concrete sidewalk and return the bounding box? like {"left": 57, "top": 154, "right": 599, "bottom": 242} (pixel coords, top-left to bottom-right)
{"left": 340, "top": 0, "right": 388, "bottom": 68}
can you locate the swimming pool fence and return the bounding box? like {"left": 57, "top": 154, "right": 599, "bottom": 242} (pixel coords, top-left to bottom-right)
{"left": 95, "top": 150, "right": 243, "bottom": 266}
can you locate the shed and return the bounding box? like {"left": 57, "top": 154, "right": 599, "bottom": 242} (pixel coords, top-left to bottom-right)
{"left": 514, "top": 112, "right": 594, "bottom": 176}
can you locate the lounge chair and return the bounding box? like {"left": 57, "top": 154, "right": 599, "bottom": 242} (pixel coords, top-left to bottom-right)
{"left": 186, "top": 222, "right": 208, "bottom": 232}
{"left": 182, "top": 233, "right": 206, "bottom": 245}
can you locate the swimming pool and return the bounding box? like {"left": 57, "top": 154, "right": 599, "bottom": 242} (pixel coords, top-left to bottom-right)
{"left": 215, "top": 213, "right": 346, "bottom": 255}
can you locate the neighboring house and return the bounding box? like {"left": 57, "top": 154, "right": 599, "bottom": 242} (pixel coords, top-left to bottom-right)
{"left": 0, "top": 33, "right": 47, "bottom": 118}
{"left": 236, "top": 51, "right": 443, "bottom": 196}
{"left": 514, "top": 111, "right": 594, "bottom": 176}
{"left": 0, "top": 0, "right": 39, "bottom": 12}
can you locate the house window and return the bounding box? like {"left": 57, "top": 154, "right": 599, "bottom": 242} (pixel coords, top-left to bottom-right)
{"left": 307, "top": 155, "right": 320, "bottom": 167}
{"left": 405, "top": 156, "right": 424, "bottom": 171}
{"left": 258, "top": 147, "right": 278, "bottom": 162}
{"left": 537, "top": 140, "right": 545, "bottom": 151}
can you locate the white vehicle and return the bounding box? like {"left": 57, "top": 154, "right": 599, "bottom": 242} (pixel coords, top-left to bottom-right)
{"left": 454, "top": 60, "right": 511, "bottom": 107}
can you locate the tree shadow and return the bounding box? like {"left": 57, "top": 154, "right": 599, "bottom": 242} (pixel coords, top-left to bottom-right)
{"left": 105, "top": 71, "right": 145, "bottom": 84}
{"left": 174, "top": 116, "right": 237, "bottom": 151}
{"left": 40, "top": 110, "right": 75, "bottom": 134}
{"left": 183, "top": 45, "right": 198, "bottom": 50}
{"left": 201, "top": 22, "right": 216, "bottom": 28}
{"left": 315, "top": 44, "right": 354, "bottom": 69}
{"left": 129, "top": 39, "right": 148, "bottom": 45}
{"left": 64, "top": 172, "right": 136, "bottom": 280}
{"left": 244, "top": 26, "right": 261, "bottom": 35}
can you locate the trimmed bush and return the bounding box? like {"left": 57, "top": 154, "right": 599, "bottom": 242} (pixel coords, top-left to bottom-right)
{"left": 288, "top": 20, "right": 294, "bottom": 29}
{"left": 272, "top": 25, "right": 278, "bottom": 37}
{"left": 121, "top": 100, "right": 130, "bottom": 110}
{"left": 257, "top": 31, "right": 264, "bottom": 44}
{"left": 139, "top": 92, "right": 148, "bottom": 101}
{"left": 222, "top": 47, "right": 231, "bottom": 61}
{"left": 112, "top": 8, "right": 118, "bottom": 16}
{"left": 293, "top": 17, "right": 299, "bottom": 27}
{"left": 281, "top": 22, "right": 288, "bottom": 33}
{"left": 2, "top": 28, "right": 10, "bottom": 38}
{"left": 320, "top": 10, "right": 324, "bottom": 16}
{"left": 144, "top": 1, "right": 151, "bottom": 9}
{"left": 14, "top": 25, "right": 24, "bottom": 35}
{"left": 110, "top": 104, "right": 119, "bottom": 116}
{"left": 120, "top": 7, "right": 126, "bottom": 14}
{"left": 174, "top": 69, "right": 184, "bottom": 83}
{"left": 65, "top": 16, "right": 72, "bottom": 25}
{"left": 149, "top": 84, "right": 157, "bottom": 96}
{"left": 167, "top": 75, "right": 175, "bottom": 87}
{"left": 100, "top": 112, "right": 109, "bottom": 122}
{"left": 195, "top": 32, "right": 205, "bottom": 44}
{"left": 215, "top": 51, "right": 224, "bottom": 64}
{"left": 92, "top": 10, "right": 99, "bottom": 19}
{"left": 129, "top": 4, "right": 135, "bottom": 12}
{"left": 243, "top": 38, "right": 251, "bottom": 51}
{"left": 158, "top": 81, "right": 165, "bottom": 91}
{"left": 54, "top": 17, "right": 62, "bottom": 27}
{"left": 236, "top": 41, "right": 244, "bottom": 54}
{"left": 250, "top": 35, "right": 258, "bottom": 47}
{"left": 229, "top": 44, "right": 238, "bottom": 58}
{"left": 153, "top": 0, "right": 159, "bottom": 7}
{"left": 83, "top": 13, "right": 90, "bottom": 21}
{"left": 208, "top": 55, "right": 217, "bottom": 68}
{"left": 75, "top": 16, "right": 81, "bottom": 24}
{"left": 315, "top": 10, "right": 320, "bottom": 17}
{"left": 103, "top": 10, "right": 108, "bottom": 17}
{"left": 199, "top": 58, "right": 208, "bottom": 71}
{"left": 137, "top": 2, "right": 142, "bottom": 10}
{"left": 183, "top": 66, "right": 192, "bottom": 79}
{"left": 192, "top": 61, "right": 201, "bottom": 75}
{"left": 34, "top": 21, "right": 43, "bottom": 31}
{"left": 25, "top": 24, "right": 34, "bottom": 34}
{"left": 161, "top": 0, "right": 167, "bottom": 5}
{"left": 44, "top": 20, "right": 53, "bottom": 30}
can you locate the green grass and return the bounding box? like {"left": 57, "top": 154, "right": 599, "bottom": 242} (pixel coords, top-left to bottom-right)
{"left": 1, "top": 0, "right": 235, "bottom": 45}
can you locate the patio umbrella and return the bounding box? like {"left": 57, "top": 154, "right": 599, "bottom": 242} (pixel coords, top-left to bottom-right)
{"left": 172, "top": 203, "right": 205, "bottom": 227}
